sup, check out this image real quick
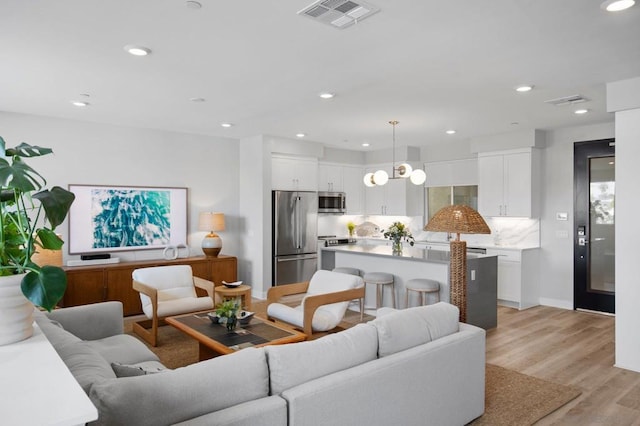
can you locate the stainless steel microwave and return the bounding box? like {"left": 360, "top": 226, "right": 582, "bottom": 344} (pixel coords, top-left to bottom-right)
{"left": 318, "top": 191, "right": 346, "bottom": 214}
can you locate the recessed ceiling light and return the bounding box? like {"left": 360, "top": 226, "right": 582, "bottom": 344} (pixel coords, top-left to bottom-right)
{"left": 516, "top": 85, "right": 534, "bottom": 92}
{"left": 601, "top": 0, "right": 635, "bottom": 11}
{"left": 71, "top": 101, "right": 90, "bottom": 107}
{"left": 575, "top": 109, "right": 589, "bottom": 114}
{"left": 189, "top": 97, "right": 206, "bottom": 102}
{"left": 186, "top": 0, "right": 202, "bottom": 9}
{"left": 221, "top": 123, "right": 233, "bottom": 128}
{"left": 361, "top": 143, "right": 370, "bottom": 147}
{"left": 446, "top": 130, "right": 456, "bottom": 135}
{"left": 296, "top": 133, "right": 306, "bottom": 138}
{"left": 319, "top": 93, "right": 335, "bottom": 99}
{"left": 124, "top": 45, "right": 152, "bottom": 56}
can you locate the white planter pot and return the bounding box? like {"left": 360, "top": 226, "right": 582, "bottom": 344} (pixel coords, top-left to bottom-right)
{"left": 0, "top": 274, "right": 34, "bottom": 346}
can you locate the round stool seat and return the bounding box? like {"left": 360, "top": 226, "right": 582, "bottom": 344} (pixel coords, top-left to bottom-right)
{"left": 363, "top": 272, "right": 394, "bottom": 284}
{"left": 405, "top": 278, "right": 440, "bottom": 308}
{"left": 363, "top": 272, "right": 395, "bottom": 309}
{"left": 332, "top": 267, "right": 361, "bottom": 276}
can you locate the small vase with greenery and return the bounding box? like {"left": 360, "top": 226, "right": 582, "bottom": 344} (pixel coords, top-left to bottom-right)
{"left": 215, "top": 299, "right": 239, "bottom": 331}
{"left": 347, "top": 221, "right": 356, "bottom": 237}
{"left": 0, "top": 137, "right": 75, "bottom": 312}
{"left": 382, "top": 221, "right": 415, "bottom": 254}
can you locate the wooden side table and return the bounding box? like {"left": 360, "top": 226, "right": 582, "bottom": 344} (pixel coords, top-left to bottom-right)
{"left": 214, "top": 284, "right": 252, "bottom": 310}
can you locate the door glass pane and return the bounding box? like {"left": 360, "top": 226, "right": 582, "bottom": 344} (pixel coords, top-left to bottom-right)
{"left": 589, "top": 157, "right": 615, "bottom": 294}
{"left": 427, "top": 187, "right": 452, "bottom": 221}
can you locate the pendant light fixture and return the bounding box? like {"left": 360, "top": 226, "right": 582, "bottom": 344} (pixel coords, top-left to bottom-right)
{"left": 363, "top": 120, "right": 427, "bottom": 187}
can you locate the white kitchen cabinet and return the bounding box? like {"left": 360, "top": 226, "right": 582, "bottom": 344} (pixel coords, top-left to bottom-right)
{"left": 478, "top": 148, "right": 539, "bottom": 217}
{"left": 272, "top": 156, "right": 318, "bottom": 191}
{"left": 364, "top": 164, "right": 423, "bottom": 216}
{"left": 318, "top": 164, "right": 343, "bottom": 192}
{"left": 486, "top": 247, "right": 539, "bottom": 310}
{"left": 342, "top": 165, "right": 364, "bottom": 215}
{"left": 425, "top": 159, "right": 478, "bottom": 187}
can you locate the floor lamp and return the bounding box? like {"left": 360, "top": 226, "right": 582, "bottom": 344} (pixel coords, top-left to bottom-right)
{"left": 424, "top": 205, "right": 490, "bottom": 322}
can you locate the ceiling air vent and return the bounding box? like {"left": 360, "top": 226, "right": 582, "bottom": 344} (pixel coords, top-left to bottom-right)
{"left": 298, "top": 0, "right": 380, "bottom": 29}
{"left": 544, "top": 94, "right": 589, "bottom": 107}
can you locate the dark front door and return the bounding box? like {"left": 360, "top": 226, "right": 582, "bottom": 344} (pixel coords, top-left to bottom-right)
{"left": 574, "top": 139, "right": 615, "bottom": 313}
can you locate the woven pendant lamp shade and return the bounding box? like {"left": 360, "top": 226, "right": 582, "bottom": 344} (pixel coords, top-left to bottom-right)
{"left": 424, "top": 205, "right": 490, "bottom": 322}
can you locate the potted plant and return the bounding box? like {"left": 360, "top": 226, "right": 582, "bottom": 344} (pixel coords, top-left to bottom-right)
{"left": 347, "top": 221, "right": 356, "bottom": 237}
{"left": 0, "top": 136, "right": 75, "bottom": 345}
{"left": 215, "top": 299, "right": 239, "bottom": 331}
{"left": 382, "top": 221, "right": 415, "bottom": 254}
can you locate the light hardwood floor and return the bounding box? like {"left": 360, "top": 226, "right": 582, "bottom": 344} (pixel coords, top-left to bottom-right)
{"left": 488, "top": 305, "right": 640, "bottom": 425}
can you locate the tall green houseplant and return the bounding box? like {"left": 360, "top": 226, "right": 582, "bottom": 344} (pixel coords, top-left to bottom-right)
{"left": 0, "top": 136, "right": 75, "bottom": 311}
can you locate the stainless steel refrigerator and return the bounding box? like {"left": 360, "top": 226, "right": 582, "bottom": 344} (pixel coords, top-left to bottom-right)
{"left": 272, "top": 190, "right": 318, "bottom": 286}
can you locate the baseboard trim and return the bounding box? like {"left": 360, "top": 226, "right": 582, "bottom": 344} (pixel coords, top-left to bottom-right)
{"left": 538, "top": 298, "right": 573, "bottom": 310}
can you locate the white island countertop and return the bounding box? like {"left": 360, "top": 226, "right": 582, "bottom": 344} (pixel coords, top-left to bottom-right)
{"left": 322, "top": 244, "right": 492, "bottom": 263}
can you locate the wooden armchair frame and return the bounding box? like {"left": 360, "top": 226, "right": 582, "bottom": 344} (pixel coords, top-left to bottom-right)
{"left": 132, "top": 276, "right": 214, "bottom": 347}
{"left": 267, "top": 281, "right": 365, "bottom": 338}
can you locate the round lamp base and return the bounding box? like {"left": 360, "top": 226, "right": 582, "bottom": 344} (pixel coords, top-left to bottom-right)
{"left": 202, "top": 233, "right": 222, "bottom": 257}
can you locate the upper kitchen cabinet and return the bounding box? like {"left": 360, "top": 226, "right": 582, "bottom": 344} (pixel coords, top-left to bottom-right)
{"left": 272, "top": 155, "right": 318, "bottom": 191}
{"left": 478, "top": 148, "right": 540, "bottom": 217}
{"left": 318, "top": 164, "right": 343, "bottom": 192}
{"left": 425, "top": 158, "right": 478, "bottom": 187}
{"left": 364, "top": 164, "right": 423, "bottom": 216}
{"left": 318, "top": 163, "right": 364, "bottom": 214}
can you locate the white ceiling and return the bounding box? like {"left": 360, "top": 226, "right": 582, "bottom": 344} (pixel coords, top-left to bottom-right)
{"left": 1, "top": 0, "right": 639, "bottom": 151}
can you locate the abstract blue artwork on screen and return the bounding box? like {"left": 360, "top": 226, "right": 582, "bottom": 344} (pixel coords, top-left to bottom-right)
{"left": 91, "top": 188, "right": 171, "bottom": 248}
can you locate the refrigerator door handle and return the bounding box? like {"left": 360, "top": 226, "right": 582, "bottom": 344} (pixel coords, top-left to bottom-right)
{"left": 296, "top": 195, "right": 302, "bottom": 249}
{"left": 277, "top": 254, "right": 318, "bottom": 262}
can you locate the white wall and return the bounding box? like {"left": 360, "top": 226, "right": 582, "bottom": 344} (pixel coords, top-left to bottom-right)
{"left": 608, "top": 76, "right": 640, "bottom": 373}
{"left": 538, "top": 122, "right": 615, "bottom": 308}
{"left": 0, "top": 111, "right": 240, "bottom": 263}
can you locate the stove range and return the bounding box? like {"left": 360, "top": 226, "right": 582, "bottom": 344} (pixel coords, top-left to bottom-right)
{"left": 318, "top": 235, "right": 357, "bottom": 247}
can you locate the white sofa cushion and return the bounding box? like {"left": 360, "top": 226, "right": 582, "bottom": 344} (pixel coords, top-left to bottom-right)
{"left": 134, "top": 265, "right": 205, "bottom": 314}
{"left": 142, "top": 296, "right": 213, "bottom": 318}
{"left": 371, "top": 302, "right": 460, "bottom": 357}
{"left": 90, "top": 347, "right": 270, "bottom": 426}
{"left": 266, "top": 303, "right": 337, "bottom": 332}
{"left": 265, "top": 323, "right": 378, "bottom": 395}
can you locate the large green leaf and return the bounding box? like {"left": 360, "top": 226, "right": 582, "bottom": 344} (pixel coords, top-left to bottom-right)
{"left": 4, "top": 142, "right": 53, "bottom": 158}
{"left": 36, "top": 229, "right": 64, "bottom": 250}
{"left": 0, "top": 156, "right": 46, "bottom": 192}
{"left": 21, "top": 266, "right": 67, "bottom": 312}
{"left": 32, "top": 186, "right": 76, "bottom": 229}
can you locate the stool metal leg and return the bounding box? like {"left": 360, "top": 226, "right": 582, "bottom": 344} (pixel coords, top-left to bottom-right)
{"left": 376, "top": 284, "right": 383, "bottom": 309}
{"left": 405, "top": 289, "right": 409, "bottom": 309}
{"left": 419, "top": 291, "right": 424, "bottom": 306}
{"left": 391, "top": 283, "right": 396, "bottom": 308}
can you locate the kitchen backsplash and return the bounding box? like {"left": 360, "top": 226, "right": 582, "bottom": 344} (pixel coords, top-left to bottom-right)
{"left": 318, "top": 214, "right": 540, "bottom": 248}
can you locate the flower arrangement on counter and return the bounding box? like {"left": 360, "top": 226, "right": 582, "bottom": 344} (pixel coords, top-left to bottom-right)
{"left": 346, "top": 221, "right": 356, "bottom": 236}
{"left": 382, "top": 222, "right": 415, "bottom": 253}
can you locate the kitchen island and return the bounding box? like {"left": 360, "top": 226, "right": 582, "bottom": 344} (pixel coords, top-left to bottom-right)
{"left": 321, "top": 244, "right": 498, "bottom": 329}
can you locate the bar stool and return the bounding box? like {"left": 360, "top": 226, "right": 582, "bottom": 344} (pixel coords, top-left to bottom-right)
{"left": 405, "top": 278, "right": 440, "bottom": 308}
{"left": 333, "top": 267, "right": 364, "bottom": 321}
{"left": 363, "top": 272, "right": 395, "bottom": 309}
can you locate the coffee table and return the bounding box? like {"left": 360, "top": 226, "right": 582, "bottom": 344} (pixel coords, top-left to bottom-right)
{"left": 166, "top": 312, "right": 306, "bottom": 360}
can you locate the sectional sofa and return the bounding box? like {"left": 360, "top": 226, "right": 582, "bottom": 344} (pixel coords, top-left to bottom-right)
{"left": 36, "top": 300, "right": 485, "bottom": 426}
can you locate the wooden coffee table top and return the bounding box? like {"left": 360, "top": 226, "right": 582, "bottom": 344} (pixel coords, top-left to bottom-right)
{"left": 166, "top": 312, "right": 306, "bottom": 356}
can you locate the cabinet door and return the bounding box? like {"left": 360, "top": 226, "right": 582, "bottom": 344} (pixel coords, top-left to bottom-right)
{"left": 384, "top": 179, "right": 408, "bottom": 216}
{"left": 211, "top": 256, "right": 238, "bottom": 287}
{"left": 272, "top": 157, "right": 296, "bottom": 190}
{"left": 294, "top": 159, "right": 319, "bottom": 191}
{"left": 318, "top": 164, "right": 343, "bottom": 192}
{"left": 342, "top": 165, "right": 364, "bottom": 214}
{"left": 106, "top": 268, "right": 143, "bottom": 316}
{"left": 478, "top": 155, "right": 505, "bottom": 217}
{"left": 503, "top": 152, "right": 531, "bottom": 217}
{"left": 496, "top": 259, "right": 521, "bottom": 303}
{"left": 63, "top": 270, "right": 105, "bottom": 307}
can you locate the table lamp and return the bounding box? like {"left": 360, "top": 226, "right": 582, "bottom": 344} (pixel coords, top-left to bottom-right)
{"left": 424, "top": 205, "right": 490, "bottom": 322}
{"left": 198, "top": 212, "right": 225, "bottom": 257}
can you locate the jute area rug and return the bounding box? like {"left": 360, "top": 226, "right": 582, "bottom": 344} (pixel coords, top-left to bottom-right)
{"left": 125, "top": 310, "right": 580, "bottom": 425}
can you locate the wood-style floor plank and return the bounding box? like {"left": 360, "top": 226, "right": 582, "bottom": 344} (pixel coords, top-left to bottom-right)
{"left": 488, "top": 305, "right": 640, "bottom": 425}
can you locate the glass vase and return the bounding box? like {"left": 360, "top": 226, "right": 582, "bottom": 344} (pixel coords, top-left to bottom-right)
{"left": 392, "top": 240, "right": 403, "bottom": 255}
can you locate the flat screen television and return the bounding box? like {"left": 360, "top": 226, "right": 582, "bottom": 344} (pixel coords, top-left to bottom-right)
{"left": 68, "top": 184, "right": 188, "bottom": 255}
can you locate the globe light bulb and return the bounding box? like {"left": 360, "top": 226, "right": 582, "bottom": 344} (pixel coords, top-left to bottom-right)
{"left": 410, "top": 169, "right": 427, "bottom": 185}
{"left": 363, "top": 172, "right": 376, "bottom": 187}
{"left": 373, "top": 170, "right": 389, "bottom": 186}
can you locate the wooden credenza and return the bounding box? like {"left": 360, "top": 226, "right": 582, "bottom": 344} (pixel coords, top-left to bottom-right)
{"left": 62, "top": 255, "right": 238, "bottom": 316}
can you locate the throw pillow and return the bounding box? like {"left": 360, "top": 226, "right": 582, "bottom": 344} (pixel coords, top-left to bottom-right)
{"left": 111, "top": 362, "right": 167, "bottom": 377}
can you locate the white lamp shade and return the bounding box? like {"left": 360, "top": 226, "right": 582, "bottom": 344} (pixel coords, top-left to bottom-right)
{"left": 363, "top": 172, "right": 376, "bottom": 187}
{"left": 198, "top": 212, "right": 225, "bottom": 232}
{"left": 397, "top": 163, "right": 413, "bottom": 178}
{"left": 410, "top": 169, "right": 427, "bottom": 185}
{"left": 373, "top": 170, "right": 389, "bottom": 185}
{"left": 199, "top": 212, "right": 225, "bottom": 257}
